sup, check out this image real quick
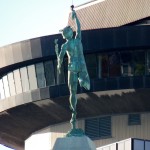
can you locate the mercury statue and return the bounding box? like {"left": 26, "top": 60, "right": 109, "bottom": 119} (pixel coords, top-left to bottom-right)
{"left": 54, "top": 7, "right": 90, "bottom": 136}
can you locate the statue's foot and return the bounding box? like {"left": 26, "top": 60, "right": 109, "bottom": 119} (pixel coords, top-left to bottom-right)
{"left": 66, "top": 128, "right": 85, "bottom": 137}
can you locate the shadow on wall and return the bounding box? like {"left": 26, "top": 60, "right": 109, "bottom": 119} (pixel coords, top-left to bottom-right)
{"left": 76, "top": 88, "right": 150, "bottom": 118}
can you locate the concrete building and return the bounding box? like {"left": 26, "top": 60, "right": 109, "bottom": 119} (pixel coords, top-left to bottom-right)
{"left": 0, "top": 0, "right": 150, "bottom": 149}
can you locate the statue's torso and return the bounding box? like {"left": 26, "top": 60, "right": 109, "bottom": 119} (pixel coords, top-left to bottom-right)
{"left": 66, "top": 39, "right": 86, "bottom": 72}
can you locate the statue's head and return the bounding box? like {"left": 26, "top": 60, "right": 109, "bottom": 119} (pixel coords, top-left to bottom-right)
{"left": 61, "top": 26, "right": 73, "bottom": 40}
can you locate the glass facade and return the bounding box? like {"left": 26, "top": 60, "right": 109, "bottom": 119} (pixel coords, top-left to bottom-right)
{"left": 0, "top": 50, "right": 150, "bottom": 100}
{"left": 86, "top": 50, "right": 149, "bottom": 78}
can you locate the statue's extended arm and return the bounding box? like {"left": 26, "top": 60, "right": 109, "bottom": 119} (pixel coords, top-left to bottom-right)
{"left": 72, "top": 10, "right": 81, "bottom": 39}
{"left": 54, "top": 40, "right": 67, "bottom": 73}
{"left": 58, "top": 44, "right": 67, "bottom": 72}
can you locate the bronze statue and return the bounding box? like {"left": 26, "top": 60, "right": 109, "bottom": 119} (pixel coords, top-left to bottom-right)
{"left": 54, "top": 7, "right": 90, "bottom": 136}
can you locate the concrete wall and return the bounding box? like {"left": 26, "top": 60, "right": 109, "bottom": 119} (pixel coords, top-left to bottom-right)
{"left": 25, "top": 112, "right": 150, "bottom": 150}
{"left": 25, "top": 120, "right": 84, "bottom": 150}
{"left": 94, "top": 113, "right": 150, "bottom": 147}
{"left": 25, "top": 127, "right": 51, "bottom": 150}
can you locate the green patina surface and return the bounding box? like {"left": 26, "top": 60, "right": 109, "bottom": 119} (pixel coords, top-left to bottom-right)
{"left": 54, "top": 7, "right": 90, "bottom": 135}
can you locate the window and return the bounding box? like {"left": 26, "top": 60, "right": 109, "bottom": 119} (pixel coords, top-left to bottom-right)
{"left": 109, "top": 53, "right": 121, "bottom": 77}
{"left": 128, "top": 114, "right": 141, "bottom": 125}
{"left": 99, "top": 116, "right": 111, "bottom": 137}
{"left": 2, "top": 76, "right": 10, "bottom": 98}
{"left": 101, "top": 54, "right": 109, "bottom": 78}
{"left": 145, "top": 141, "right": 150, "bottom": 150}
{"left": 7, "top": 72, "right": 16, "bottom": 96}
{"left": 35, "top": 63, "right": 46, "bottom": 88}
{"left": 85, "top": 116, "right": 111, "bottom": 139}
{"left": 133, "top": 139, "right": 144, "bottom": 150}
{"left": 27, "top": 65, "right": 38, "bottom": 90}
{"left": 13, "top": 69, "right": 23, "bottom": 94}
{"left": 0, "top": 79, "right": 5, "bottom": 99}
{"left": 120, "top": 52, "right": 134, "bottom": 76}
{"left": 85, "top": 54, "right": 97, "bottom": 79}
{"left": 133, "top": 51, "right": 145, "bottom": 76}
{"left": 20, "top": 67, "right": 30, "bottom": 92}
{"left": 85, "top": 118, "right": 99, "bottom": 138}
{"left": 44, "top": 61, "right": 55, "bottom": 86}
{"left": 146, "top": 51, "right": 150, "bottom": 75}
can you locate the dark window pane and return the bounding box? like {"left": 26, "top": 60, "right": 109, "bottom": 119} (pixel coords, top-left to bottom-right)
{"left": 128, "top": 114, "right": 141, "bottom": 125}
{"left": 85, "top": 116, "right": 111, "bottom": 139}
{"left": 146, "top": 51, "right": 150, "bottom": 75}
{"left": 99, "top": 116, "right": 111, "bottom": 137}
{"left": 101, "top": 54, "right": 109, "bottom": 78}
{"left": 109, "top": 53, "right": 121, "bottom": 77}
{"left": 134, "top": 51, "right": 145, "bottom": 76}
{"left": 85, "top": 118, "right": 99, "bottom": 138}
{"left": 44, "top": 61, "right": 55, "bottom": 86}
{"left": 120, "top": 52, "right": 134, "bottom": 76}
{"left": 35, "top": 63, "right": 46, "bottom": 88}
{"left": 85, "top": 54, "right": 97, "bottom": 79}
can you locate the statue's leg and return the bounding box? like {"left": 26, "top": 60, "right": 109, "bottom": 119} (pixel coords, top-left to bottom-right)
{"left": 68, "top": 71, "right": 78, "bottom": 129}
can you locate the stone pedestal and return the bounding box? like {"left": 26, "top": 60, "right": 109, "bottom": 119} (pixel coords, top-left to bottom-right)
{"left": 52, "top": 136, "right": 96, "bottom": 150}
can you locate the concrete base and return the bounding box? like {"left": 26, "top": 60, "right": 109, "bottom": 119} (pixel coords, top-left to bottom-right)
{"left": 52, "top": 136, "right": 96, "bottom": 150}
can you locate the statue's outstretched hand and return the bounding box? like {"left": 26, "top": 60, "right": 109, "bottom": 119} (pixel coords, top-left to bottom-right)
{"left": 54, "top": 39, "right": 58, "bottom": 45}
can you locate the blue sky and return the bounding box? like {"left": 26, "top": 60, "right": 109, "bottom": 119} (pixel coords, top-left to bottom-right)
{"left": 0, "top": 1, "right": 89, "bottom": 149}
{"left": 0, "top": 0, "right": 89, "bottom": 47}
{"left": 0, "top": 145, "right": 14, "bottom": 150}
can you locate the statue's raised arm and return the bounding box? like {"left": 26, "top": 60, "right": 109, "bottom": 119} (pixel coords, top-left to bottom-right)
{"left": 71, "top": 10, "right": 81, "bottom": 39}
